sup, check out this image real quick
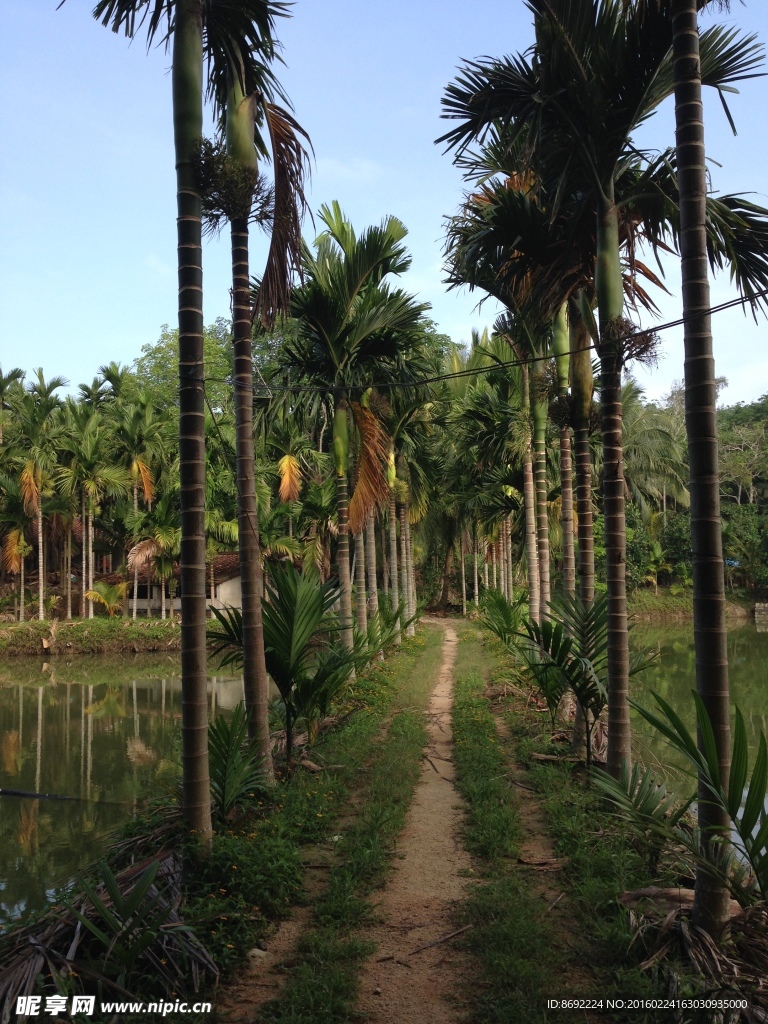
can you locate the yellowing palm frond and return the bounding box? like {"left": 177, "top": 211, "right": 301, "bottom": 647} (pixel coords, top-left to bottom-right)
{"left": 127, "top": 537, "right": 159, "bottom": 571}
{"left": 20, "top": 464, "right": 40, "bottom": 515}
{"left": 348, "top": 403, "right": 390, "bottom": 534}
{"left": 2, "top": 529, "right": 23, "bottom": 574}
{"left": 277, "top": 453, "right": 302, "bottom": 503}
{"left": 133, "top": 457, "right": 155, "bottom": 505}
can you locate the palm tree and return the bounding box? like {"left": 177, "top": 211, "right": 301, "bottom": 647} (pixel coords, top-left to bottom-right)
{"left": 281, "top": 203, "right": 430, "bottom": 652}
{"left": 439, "top": 0, "right": 766, "bottom": 777}
{"left": 0, "top": 366, "right": 25, "bottom": 446}
{"left": 15, "top": 372, "right": 67, "bottom": 620}
{"left": 198, "top": 43, "right": 310, "bottom": 770}
{"left": 662, "top": 0, "right": 765, "bottom": 935}
{"left": 89, "top": 0, "right": 294, "bottom": 847}
{"left": 111, "top": 397, "right": 165, "bottom": 619}
{"left": 57, "top": 412, "right": 129, "bottom": 619}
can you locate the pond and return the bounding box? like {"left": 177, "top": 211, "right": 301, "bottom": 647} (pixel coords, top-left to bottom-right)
{"left": 0, "top": 654, "right": 244, "bottom": 928}
{"left": 630, "top": 622, "right": 768, "bottom": 790}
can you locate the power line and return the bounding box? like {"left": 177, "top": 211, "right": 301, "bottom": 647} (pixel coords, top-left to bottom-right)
{"left": 197, "top": 286, "right": 768, "bottom": 398}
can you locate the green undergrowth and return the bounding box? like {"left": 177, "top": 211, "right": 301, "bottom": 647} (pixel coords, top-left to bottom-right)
{"left": 451, "top": 624, "right": 559, "bottom": 1023}
{"left": 505, "top": 682, "right": 710, "bottom": 1021}
{"left": 451, "top": 623, "right": 697, "bottom": 1024}
{"left": 0, "top": 616, "right": 181, "bottom": 657}
{"left": 257, "top": 624, "right": 444, "bottom": 1023}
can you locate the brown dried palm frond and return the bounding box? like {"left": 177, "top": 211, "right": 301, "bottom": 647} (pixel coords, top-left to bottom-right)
{"left": 127, "top": 537, "right": 159, "bottom": 571}
{"left": 348, "top": 403, "right": 390, "bottom": 534}
{"left": 624, "top": 900, "right": 768, "bottom": 1018}
{"left": 0, "top": 847, "right": 217, "bottom": 1019}
{"left": 277, "top": 453, "right": 302, "bottom": 503}
{"left": 252, "top": 101, "right": 313, "bottom": 328}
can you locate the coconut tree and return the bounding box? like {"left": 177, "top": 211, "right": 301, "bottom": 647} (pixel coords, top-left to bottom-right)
{"left": 439, "top": 0, "right": 766, "bottom": 777}
{"left": 280, "top": 203, "right": 430, "bottom": 652}
{"left": 88, "top": 0, "right": 297, "bottom": 846}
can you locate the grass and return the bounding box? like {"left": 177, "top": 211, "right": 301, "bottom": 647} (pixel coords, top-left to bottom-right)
{"left": 257, "top": 623, "right": 444, "bottom": 1023}
{"left": 0, "top": 616, "right": 181, "bottom": 656}
{"left": 450, "top": 626, "right": 559, "bottom": 1023}
{"left": 450, "top": 623, "right": 690, "bottom": 1024}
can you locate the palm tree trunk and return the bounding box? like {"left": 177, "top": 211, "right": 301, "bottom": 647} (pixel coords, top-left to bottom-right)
{"left": 523, "top": 449, "right": 539, "bottom": 621}
{"left": 354, "top": 530, "right": 368, "bottom": 635}
{"left": 532, "top": 392, "right": 551, "bottom": 621}
{"left": 404, "top": 505, "right": 416, "bottom": 636}
{"left": 66, "top": 524, "right": 72, "bottom": 620}
{"left": 399, "top": 504, "right": 409, "bottom": 633}
{"left": 483, "top": 542, "right": 489, "bottom": 590}
{"left": 174, "top": 0, "right": 212, "bottom": 848}
{"left": 671, "top": 0, "right": 731, "bottom": 936}
{"left": 389, "top": 492, "right": 401, "bottom": 643}
{"left": 571, "top": 307, "right": 595, "bottom": 606}
{"left": 460, "top": 532, "right": 467, "bottom": 616}
{"left": 231, "top": 215, "right": 273, "bottom": 774}
{"left": 334, "top": 401, "right": 354, "bottom": 654}
{"left": 365, "top": 509, "right": 379, "bottom": 615}
{"left": 560, "top": 426, "right": 575, "bottom": 598}
{"left": 19, "top": 547, "right": 25, "bottom": 623}
{"left": 81, "top": 493, "right": 86, "bottom": 620}
{"left": 506, "top": 516, "right": 514, "bottom": 600}
{"left": 500, "top": 531, "right": 507, "bottom": 599}
{"left": 380, "top": 520, "right": 389, "bottom": 597}
{"left": 88, "top": 504, "right": 94, "bottom": 619}
{"left": 161, "top": 578, "right": 167, "bottom": 621}
{"left": 37, "top": 508, "right": 44, "bottom": 621}
{"left": 596, "top": 189, "right": 632, "bottom": 778}
{"left": 132, "top": 484, "right": 139, "bottom": 621}
{"left": 492, "top": 540, "right": 497, "bottom": 591}
{"left": 473, "top": 525, "right": 479, "bottom": 606}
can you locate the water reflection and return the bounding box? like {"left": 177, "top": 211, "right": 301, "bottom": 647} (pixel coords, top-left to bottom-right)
{"left": 631, "top": 622, "right": 768, "bottom": 784}
{"left": 0, "top": 654, "right": 242, "bottom": 927}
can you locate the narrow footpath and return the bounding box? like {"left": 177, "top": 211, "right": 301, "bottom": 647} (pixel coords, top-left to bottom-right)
{"left": 353, "top": 620, "right": 475, "bottom": 1024}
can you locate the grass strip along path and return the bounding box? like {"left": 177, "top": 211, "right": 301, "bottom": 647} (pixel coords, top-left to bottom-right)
{"left": 215, "top": 623, "right": 445, "bottom": 1023}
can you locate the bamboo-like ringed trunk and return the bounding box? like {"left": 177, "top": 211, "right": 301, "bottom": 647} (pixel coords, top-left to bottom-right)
{"left": 571, "top": 311, "right": 595, "bottom": 607}
{"left": 380, "top": 520, "right": 389, "bottom": 597}
{"left": 336, "top": 468, "right": 354, "bottom": 653}
{"left": 531, "top": 394, "right": 551, "bottom": 621}
{"left": 460, "top": 532, "right": 467, "bottom": 617}
{"left": 354, "top": 530, "right": 368, "bottom": 636}
{"left": 365, "top": 509, "right": 379, "bottom": 616}
{"left": 174, "top": 0, "right": 212, "bottom": 848}
{"left": 523, "top": 449, "right": 539, "bottom": 621}
{"left": 399, "top": 504, "right": 409, "bottom": 633}
{"left": 596, "top": 190, "right": 632, "bottom": 779}
{"left": 472, "top": 524, "right": 479, "bottom": 606}
{"left": 389, "top": 493, "right": 401, "bottom": 643}
{"left": 506, "top": 517, "right": 514, "bottom": 601}
{"left": 404, "top": 506, "right": 416, "bottom": 636}
{"left": 132, "top": 484, "right": 139, "bottom": 621}
{"left": 87, "top": 506, "right": 94, "bottom": 620}
{"left": 37, "top": 508, "right": 44, "bottom": 621}
{"left": 672, "top": 0, "right": 731, "bottom": 936}
{"left": 560, "top": 425, "right": 575, "bottom": 598}
{"left": 66, "top": 525, "right": 72, "bottom": 620}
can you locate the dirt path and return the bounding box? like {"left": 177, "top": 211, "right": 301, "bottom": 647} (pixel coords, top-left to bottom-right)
{"left": 353, "top": 620, "right": 475, "bottom": 1024}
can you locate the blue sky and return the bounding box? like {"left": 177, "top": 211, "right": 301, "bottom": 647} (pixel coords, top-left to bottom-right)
{"left": 1, "top": 2, "right": 766, "bottom": 405}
